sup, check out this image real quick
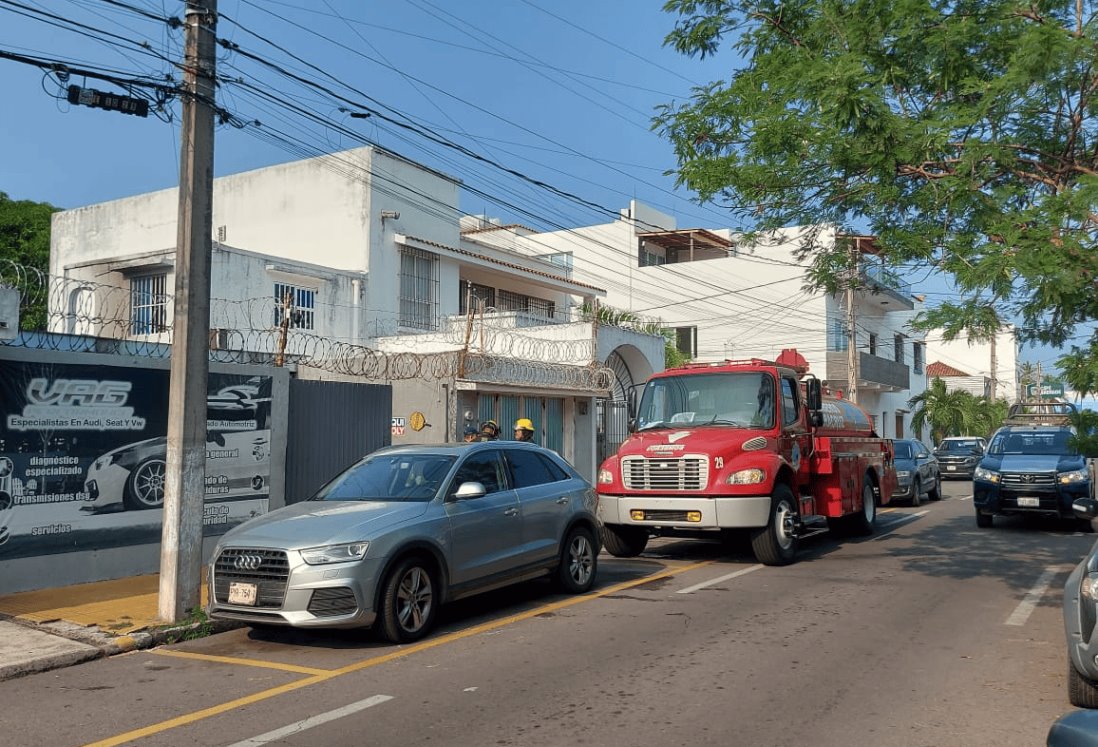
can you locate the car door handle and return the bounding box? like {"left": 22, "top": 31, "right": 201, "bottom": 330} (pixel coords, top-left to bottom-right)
{"left": 555, "top": 497, "right": 569, "bottom": 505}
{"left": 504, "top": 508, "right": 519, "bottom": 516}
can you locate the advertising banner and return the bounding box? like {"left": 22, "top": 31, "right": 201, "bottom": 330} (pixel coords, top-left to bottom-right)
{"left": 0, "top": 360, "right": 272, "bottom": 559}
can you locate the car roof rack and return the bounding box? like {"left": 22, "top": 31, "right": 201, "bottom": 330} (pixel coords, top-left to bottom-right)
{"left": 1003, "top": 401, "right": 1077, "bottom": 426}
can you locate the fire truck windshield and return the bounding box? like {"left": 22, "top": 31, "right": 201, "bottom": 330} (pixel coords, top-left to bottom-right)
{"left": 635, "top": 372, "right": 776, "bottom": 431}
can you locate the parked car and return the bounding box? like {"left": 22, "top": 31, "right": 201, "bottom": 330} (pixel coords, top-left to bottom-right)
{"left": 891, "top": 439, "right": 941, "bottom": 506}
{"left": 1063, "top": 498, "right": 1098, "bottom": 708}
{"left": 1048, "top": 708, "right": 1098, "bottom": 745}
{"left": 207, "top": 441, "right": 600, "bottom": 642}
{"left": 934, "top": 436, "right": 987, "bottom": 479}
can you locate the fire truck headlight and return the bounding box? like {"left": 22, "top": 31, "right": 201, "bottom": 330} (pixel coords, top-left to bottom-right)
{"left": 727, "top": 468, "right": 766, "bottom": 485}
{"left": 597, "top": 468, "right": 614, "bottom": 485}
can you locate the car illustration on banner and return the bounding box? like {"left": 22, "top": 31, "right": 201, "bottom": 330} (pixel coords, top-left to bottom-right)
{"left": 81, "top": 380, "right": 271, "bottom": 513}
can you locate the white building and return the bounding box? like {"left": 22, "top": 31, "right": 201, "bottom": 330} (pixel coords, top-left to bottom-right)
{"left": 461, "top": 201, "right": 929, "bottom": 439}
{"left": 48, "top": 147, "right": 664, "bottom": 479}
{"left": 924, "top": 326, "right": 1018, "bottom": 402}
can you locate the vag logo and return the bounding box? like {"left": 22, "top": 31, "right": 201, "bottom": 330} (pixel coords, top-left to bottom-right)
{"left": 26, "top": 378, "right": 132, "bottom": 407}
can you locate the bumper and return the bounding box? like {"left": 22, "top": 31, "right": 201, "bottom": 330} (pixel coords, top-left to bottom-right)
{"left": 207, "top": 551, "right": 383, "bottom": 630}
{"left": 597, "top": 493, "right": 771, "bottom": 529}
{"left": 973, "top": 483, "right": 1091, "bottom": 518}
{"left": 940, "top": 464, "right": 975, "bottom": 479}
{"left": 81, "top": 463, "right": 130, "bottom": 510}
{"left": 892, "top": 481, "right": 915, "bottom": 500}
{"left": 1065, "top": 561, "right": 1098, "bottom": 683}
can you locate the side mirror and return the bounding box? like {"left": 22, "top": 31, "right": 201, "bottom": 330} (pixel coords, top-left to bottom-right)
{"left": 454, "top": 481, "right": 487, "bottom": 500}
{"left": 627, "top": 387, "right": 637, "bottom": 420}
{"left": 1073, "top": 498, "right": 1098, "bottom": 520}
{"left": 628, "top": 417, "right": 637, "bottom": 434}
{"left": 810, "top": 412, "right": 824, "bottom": 428}
{"left": 805, "top": 377, "right": 822, "bottom": 411}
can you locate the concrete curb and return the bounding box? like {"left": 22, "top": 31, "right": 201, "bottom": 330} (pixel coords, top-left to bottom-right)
{"left": 0, "top": 613, "right": 242, "bottom": 681}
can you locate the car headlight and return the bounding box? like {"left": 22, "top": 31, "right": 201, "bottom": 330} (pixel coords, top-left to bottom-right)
{"left": 726, "top": 468, "right": 766, "bottom": 485}
{"left": 300, "top": 542, "right": 369, "bottom": 565}
{"left": 597, "top": 468, "right": 614, "bottom": 485}
{"left": 1060, "top": 469, "right": 1090, "bottom": 485}
{"left": 1082, "top": 573, "right": 1098, "bottom": 602}
{"left": 974, "top": 467, "right": 1000, "bottom": 483}
{"left": 896, "top": 470, "right": 912, "bottom": 480}
{"left": 93, "top": 453, "right": 118, "bottom": 470}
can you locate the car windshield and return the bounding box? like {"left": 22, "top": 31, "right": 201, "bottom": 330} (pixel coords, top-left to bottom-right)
{"left": 893, "top": 441, "right": 913, "bottom": 460}
{"left": 987, "top": 430, "right": 1076, "bottom": 456}
{"left": 311, "top": 453, "right": 457, "bottom": 502}
{"left": 937, "top": 439, "right": 981, "bottom": 454}
{"left": 635, "top": 372, "right": 775, "bottom": 430}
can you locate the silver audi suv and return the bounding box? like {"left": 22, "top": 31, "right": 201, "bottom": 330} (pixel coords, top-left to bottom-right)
{"left": 208, "top": 442, "right": 599, "bottom": 642}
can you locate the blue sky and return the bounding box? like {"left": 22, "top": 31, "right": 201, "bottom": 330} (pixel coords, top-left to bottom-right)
{"left": 0, "top": 0, "right": 1082, "bottom": 379}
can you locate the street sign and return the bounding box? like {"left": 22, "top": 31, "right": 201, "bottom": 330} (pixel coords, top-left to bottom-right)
{"left": 66, "top": 85, "right": 149, "bottom": 118}
{"left": 1026, "top": 382, "right": 1065, "bottom": 399}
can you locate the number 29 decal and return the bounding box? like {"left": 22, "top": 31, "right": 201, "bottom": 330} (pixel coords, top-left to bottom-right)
{"left": 714, "top": 456, "right": 724, "bottom": 470}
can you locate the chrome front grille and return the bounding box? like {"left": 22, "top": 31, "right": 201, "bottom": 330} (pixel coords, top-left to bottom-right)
{"left": 213, "top": 548, "right": 290, "bottom": 608}
{"left": 1001, "top": 472, "right": 1056, "bottom": 487}
{"left": 621, "top": 456, "right": 708, "bottom": 491}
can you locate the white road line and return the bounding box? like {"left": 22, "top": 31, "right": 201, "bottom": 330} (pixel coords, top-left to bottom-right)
{"left": 226, "top": 695, "right": 394, "bottom": 747}
{"left": 874, "top": 510, "right": 929, "bottom": 536}
{"left": 676, "top": 564, "right": 763, "bottom": 594}
{"left": 1005, "top": 567, "right": 1061, "bottom": 627}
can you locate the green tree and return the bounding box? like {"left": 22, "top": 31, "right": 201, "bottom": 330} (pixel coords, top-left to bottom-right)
{"left": 0, "top": 191, "right": 59, "bottom": 330}
{"left": 656, "top": 1, "right": 1098, "bottom": 364}
{"left": 909, "top": 377, "right": 1003, "bottom": 442}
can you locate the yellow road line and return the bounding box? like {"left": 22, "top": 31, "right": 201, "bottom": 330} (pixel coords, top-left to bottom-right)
{"left": 151, "top": 649, "right": 332, "bottom": 676}
{"left": 83, "top": 559, "right": 715, "bottom": 747}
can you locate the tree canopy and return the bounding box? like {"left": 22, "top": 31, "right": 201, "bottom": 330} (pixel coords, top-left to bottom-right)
{"left": 0, "top": 191, "right": 58, "bottom": 330}
{"left": 909, "top": 377, "right": 1008, "bottom": 442}
{"left": 656, "top": 1, "right": 1098, "bottom": 370}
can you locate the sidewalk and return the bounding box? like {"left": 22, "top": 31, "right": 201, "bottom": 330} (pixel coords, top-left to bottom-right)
{"left": 0, "top": 573, "right": 233, "bottom": 682}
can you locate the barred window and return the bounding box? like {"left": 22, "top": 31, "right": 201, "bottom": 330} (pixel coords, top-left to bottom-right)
{"left": 131, "top": 273, "right": 167, "bottom": 335}
{"left": 399, "top": 247, "right": 439, "bottom": 330}
{"left": 460, "top": 282, "right": 495, "bottom": 314}
{"left": 498, "top": 289, "right": 556, "bottom": 320}
{"left": 273, "top": 282, "right": 317, "bottom": 330}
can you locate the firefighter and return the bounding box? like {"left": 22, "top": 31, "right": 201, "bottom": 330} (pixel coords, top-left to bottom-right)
{"left": 478, "top": 420, "right": 500, "bottom": 441}
{"left": 514, "top": 418, "right": 535, "bottom": 442}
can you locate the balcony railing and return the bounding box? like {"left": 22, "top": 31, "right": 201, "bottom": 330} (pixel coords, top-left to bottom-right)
{"left": 826, "top": 351, "right": 911, "bottom": 391}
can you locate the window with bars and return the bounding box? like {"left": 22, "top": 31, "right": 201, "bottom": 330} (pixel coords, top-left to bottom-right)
{"left": 894, "top": 334, "right": 905, "bottom": 363}
{"left": 131, "top": 273, "right": 168, "bottom": 335}
{"left": 459, "top": 282, "right": 495, "bottom": 314}
{"left": 399, "top": 247, "right": 439, "bottom": 330}
{"left": 913, "top": 341, "right": 924, "bottom": 373}
{"left": 273, "top": 282, "right": 317, "bottom": 330}
{"left": 498, "top": 289, "right": 556, "bottom": 320}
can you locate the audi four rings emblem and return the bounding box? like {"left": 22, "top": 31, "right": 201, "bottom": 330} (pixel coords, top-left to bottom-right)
{"left": 234, "top": 554, "right": 263, "bottom": 570}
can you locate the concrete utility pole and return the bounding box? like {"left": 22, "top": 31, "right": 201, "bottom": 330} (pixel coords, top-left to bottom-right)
{"left": 846, "top": 241, "right": 859, "bottom": 403}
{"left": 160, "top": 0, "right": 217, "bottom": 623}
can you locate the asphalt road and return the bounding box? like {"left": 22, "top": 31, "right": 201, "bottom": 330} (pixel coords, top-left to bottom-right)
{"left": 2, "top": 480, "right": 1093, "bottom": 747}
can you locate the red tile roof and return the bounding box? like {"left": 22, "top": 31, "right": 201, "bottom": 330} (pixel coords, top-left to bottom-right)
{"left": 926, "top": 361, "right": 971, "bottom": 377}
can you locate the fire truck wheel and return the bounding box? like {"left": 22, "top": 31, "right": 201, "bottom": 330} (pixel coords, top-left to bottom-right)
{"left": 910, "top": 479, "right": 922, "bottom": 508}
{"left": 601, "top": 524, "right": 648, "bottom": 557}
{"left": 751, "top": 484, "right": 799, "bottom": 566}
{"left": 847, "top": 480, "right": 877, "bottom": 536}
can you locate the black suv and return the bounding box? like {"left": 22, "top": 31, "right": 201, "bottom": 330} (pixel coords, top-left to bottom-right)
{"left": 934, "top": 437, "right": 987, "bottom": 479}
{"left": 973, "top": 403, "right": 1091, "bottom": 528}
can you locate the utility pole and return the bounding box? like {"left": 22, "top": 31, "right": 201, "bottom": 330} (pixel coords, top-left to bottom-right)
{"left": 160, "top": 0, "right": 217, "bottom": 623}
{"left": 846, "top": 241, "right": 858, "bottom": 403}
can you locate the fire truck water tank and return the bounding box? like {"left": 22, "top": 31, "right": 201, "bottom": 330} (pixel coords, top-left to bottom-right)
{"left": 816, "top": 397, "right": 877, "bottom": 436}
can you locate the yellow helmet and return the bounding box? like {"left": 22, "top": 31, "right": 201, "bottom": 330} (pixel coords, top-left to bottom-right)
{"left": 514, "top": 418, "right": 534, "bottom": 432}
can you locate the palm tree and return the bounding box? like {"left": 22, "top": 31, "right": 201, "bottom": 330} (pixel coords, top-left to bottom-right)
{"left": 909, "top": 378, "right": 984, "bottom": 443}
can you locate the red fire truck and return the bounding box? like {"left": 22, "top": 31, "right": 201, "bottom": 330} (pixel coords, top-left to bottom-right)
{"left": 596, "top": 349, "right": 897, "bottom": 565}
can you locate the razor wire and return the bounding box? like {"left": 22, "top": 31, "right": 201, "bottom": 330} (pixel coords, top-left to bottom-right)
{"left": 0, "top": 262, "right": 618, "bottom": 391}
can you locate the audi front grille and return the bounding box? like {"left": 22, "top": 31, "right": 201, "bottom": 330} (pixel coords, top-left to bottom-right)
{"left": 213, "top": 548, "right": 290, "bottom": 608}
{"left": 621, "top": 456, "right": 708, "bottom": 491}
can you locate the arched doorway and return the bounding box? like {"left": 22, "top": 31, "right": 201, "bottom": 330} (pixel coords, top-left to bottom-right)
{"left": 597, "top": 347, "right": 649, "bottom": 465}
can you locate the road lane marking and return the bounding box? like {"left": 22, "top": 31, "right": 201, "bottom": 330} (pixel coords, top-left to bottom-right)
{"left": 152, "top": 649, "right": 332, "bottom": 676}
{"left": 225, "top": 695, "right": 393, "bottom": 747}
{"left": 1005, "top": 566, "right": 1062, "bottom": 627}
{"left": 874, "top": 510, "right": 929, "bottom": 537}
{"left": 676, "top": 564, "right": 763, "bottom": 594}
{"left": 83, "top": 559, "right": 715, "bottom": 747}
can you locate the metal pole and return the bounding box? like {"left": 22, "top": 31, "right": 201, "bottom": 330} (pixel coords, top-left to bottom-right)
{"left": 846, "top": 241, "right": 858, "bottom": 403}
{"left": 159, "top": 0, "right": 217, "bottom": 623}
{"left": 989, "top": 328, "right": 998, "bottom": 400}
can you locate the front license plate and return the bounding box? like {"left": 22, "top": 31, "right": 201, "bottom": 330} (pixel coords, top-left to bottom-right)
{"left": 228, "top": 582, "right": 257, "bottom": 606}
{"left": 946, "top": 466, "right": 957, "bottom": 471}
{"left": 1017, "top": 496, "right": 1041, "bottom": 508}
